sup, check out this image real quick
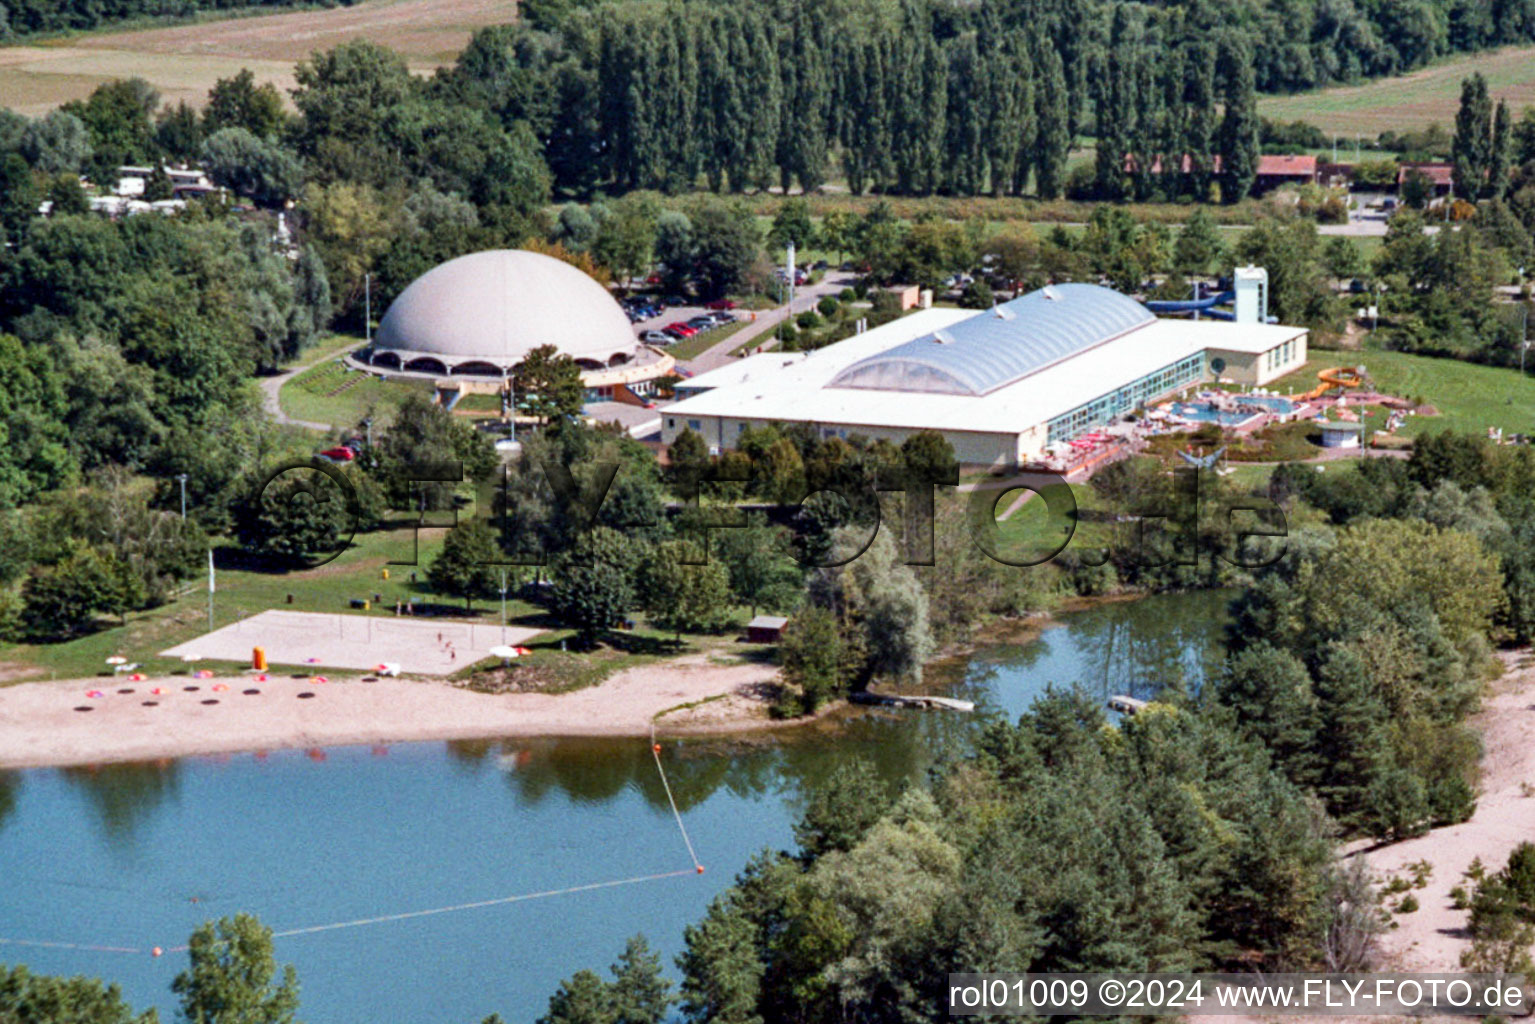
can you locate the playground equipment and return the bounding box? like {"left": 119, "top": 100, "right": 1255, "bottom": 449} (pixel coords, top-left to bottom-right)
{"left": 1177, "top": 445, "right": 1227, "bottom": 470}
{"left": 1299, "top": 366, "right": 1366, "bottom": 401}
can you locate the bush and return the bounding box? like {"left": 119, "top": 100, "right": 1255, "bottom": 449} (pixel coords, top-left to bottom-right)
{"left": 796, "top": 311, "right": 822, "bottom": 330}
{"left": 839, "top": 287, "right": 856, "bottom": 301}
{"left": 817, "top": 295, "right": 840, "bottom": 318}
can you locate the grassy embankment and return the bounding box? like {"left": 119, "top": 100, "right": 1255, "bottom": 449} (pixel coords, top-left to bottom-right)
{"left": 279, "top": 357, "right": 435, "bottom": 429}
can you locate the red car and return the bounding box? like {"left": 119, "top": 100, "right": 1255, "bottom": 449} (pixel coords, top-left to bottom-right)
{"left": 664, "top": 322, "right": 698, "bottom": 337}
{"left": 704, "top": 298, "right": 737, "bottom": 310}
{"left": 318, "top": 446, "right": 355, "bottom": 461}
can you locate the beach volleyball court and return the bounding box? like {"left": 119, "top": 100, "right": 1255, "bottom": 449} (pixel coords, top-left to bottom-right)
{"left": 161, "top": 610, "right": 541, "bottom": 676}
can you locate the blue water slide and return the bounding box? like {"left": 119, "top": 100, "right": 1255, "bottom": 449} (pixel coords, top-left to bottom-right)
{"left": 1143, "top": 289, "right": 1236, "bottom": 315}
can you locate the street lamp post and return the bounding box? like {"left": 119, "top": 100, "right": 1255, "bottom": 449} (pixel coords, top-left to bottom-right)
{"left": 175, "top": 473, "right": 188, "bottom": 521}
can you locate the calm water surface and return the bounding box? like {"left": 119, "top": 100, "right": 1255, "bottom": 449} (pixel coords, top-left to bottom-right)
{"left": 0, "top": 590, "right": 1227, "bottom": 1023}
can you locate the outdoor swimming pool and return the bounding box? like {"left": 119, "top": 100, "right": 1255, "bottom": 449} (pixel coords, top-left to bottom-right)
{"left": 1168, "top": 402, "right": 1258, "bottom": 427}
{"left": 1169, "top": 393, "right": 1297, "bottom": 425}
{"left": 1236, "top": 394, "right": 1298, "bottom": 415}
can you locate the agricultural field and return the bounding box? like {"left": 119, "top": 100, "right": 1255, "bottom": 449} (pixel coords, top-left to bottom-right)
{"left": 1258, "top": 43, "right": 1535, "bottom": 135}
{"left": 0, "top": 0, "right": 514, "bottom": 113}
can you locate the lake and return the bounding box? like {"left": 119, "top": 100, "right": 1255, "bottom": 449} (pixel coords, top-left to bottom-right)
{"left": 0, "top": 590, "right": 1228, "bottom": 1023}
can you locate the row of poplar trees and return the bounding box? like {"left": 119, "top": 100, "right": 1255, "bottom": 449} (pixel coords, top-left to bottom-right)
{"left": 438, "top": 0, "right": 1260, "bottom": 201}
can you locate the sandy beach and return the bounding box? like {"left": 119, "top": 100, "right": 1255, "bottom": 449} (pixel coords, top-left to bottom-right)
{"left": 0, "top": 654, "right": 786, "bottom": 770}
{"left": 1361, "top": 648, "right": 1535, "bottom": 972}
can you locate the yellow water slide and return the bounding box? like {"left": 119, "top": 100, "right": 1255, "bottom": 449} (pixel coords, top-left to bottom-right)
{"left": 1300, "top": 366, "right": 1365, "bottom": 402}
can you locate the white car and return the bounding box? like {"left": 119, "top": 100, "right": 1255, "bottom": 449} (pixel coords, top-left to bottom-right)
{"left": 639, "top": 330, "right": 672, "bottom": 345}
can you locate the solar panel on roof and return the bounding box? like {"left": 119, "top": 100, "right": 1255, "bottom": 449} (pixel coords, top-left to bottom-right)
{"left": 827, "top": 283, "right": 1155, "bottom": 396}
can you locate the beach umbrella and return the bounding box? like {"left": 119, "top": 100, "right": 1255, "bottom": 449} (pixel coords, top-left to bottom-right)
{"left": 105, "top": 656, "right": 127, "bottom": 666}
{"left": 181, "top": 654, "right": 199, "bottom": 663}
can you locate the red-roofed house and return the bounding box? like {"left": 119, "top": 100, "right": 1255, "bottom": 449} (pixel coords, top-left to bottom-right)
{"left": 1253, "top": 154, "right": 1319, "bottom": 193}
{"left": 1398, "top": 162, "right": 1454, "bottom": 196}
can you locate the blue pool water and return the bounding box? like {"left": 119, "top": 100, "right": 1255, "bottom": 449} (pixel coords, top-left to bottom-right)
{"left": 1170, "top": 394, "right": 1296, "bottom": 425}
{"left": 1169, "top": 402, "right": 1255, "bottom": 426}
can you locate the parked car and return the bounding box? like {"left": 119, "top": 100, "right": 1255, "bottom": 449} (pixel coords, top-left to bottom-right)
{"left": 704, "top": 298, "right": 737, "bottom": 310}
{"left": 663, "top": 326, "right": 691, "bottom": 340}
{"left": 665, "top": 322, "right": 698, "bottom": 337}
{"left": 707, "top": 311, "right": 737, "bottom": 324}
{"left": 687, "top": 316, "right": 715, "bottom": 329}
{"left": 318, "top": 446, "right": 355, "bottom": 462}
{"left": 639, "top": 330, "right": 672, "bottom": 344}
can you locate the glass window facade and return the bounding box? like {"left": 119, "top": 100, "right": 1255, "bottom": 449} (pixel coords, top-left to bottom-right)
{"left": 1045, "top": 353, "right": 1205, "bottom": 445}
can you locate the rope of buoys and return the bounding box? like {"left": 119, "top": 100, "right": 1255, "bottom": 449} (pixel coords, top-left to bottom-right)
{"left": 2, "top": 737, "right": 707, "bottom": 957}
{"left": 0, "top": 937, "right": 144, "bottom": 955}
{"left": 159, "top": 869, "right": 698, "bottom": 953}
{"left": 650, "top": 725, "right": 703, "bottom": 874}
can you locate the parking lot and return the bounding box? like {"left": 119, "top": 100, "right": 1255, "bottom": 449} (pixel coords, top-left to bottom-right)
{"left": 623, "top": 295, "right": 742, "bottom": 348}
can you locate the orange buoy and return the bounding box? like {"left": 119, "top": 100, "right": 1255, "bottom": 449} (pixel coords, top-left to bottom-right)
{"left": 151, "top": 947, "right": 163, "bottom": 957}
{"left": 652, "top": 743, "right": 661, "bottom": 753}
{"left": 695, "top": 865, "right": 705, "bottom": 874}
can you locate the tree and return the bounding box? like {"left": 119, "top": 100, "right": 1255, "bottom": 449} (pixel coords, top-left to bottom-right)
{"left": 676, "top": 895, "right": 764, "bottom": 1024}
{"left": 1217, "top": 38, "right": 1259, "bottom": 202}
{"left": 667, "top": 429, "right": 709, "bottom": 490}
{"left": 372, "top": 392, "right": 498, "bottom": 511}
{"left": 793, "top": 758, "right": 894, "bottom": 858}
{"left": 429, "top": 517, "right": 500, "bottom": 611}
{"left": 171, "top": 914, "right": 300, "bottom": 1024}
{"left": 1452, "top": 73, "right": 1493, "bottom": 200}
{"left": 768, "top": 198, "right": 815, "bottom": 251}
{"left": 777, "top": 604, "right": 845, "bottom": 713}
{"left": 548, "top": 526, "right": 639, "bottom": 643}
{"left": 232, "top": 465, "right": 354, "bottom": 567}
{"left": 714, "top": 514, "right": 802, "bottom": 615}
{"left": 610, "top": 935, "right": 674, "bottom": 1024}
{"left": 20, "top": 545, "right": 139, "bottom": 640}
{"left": 1323, "top": 236, "right": 1364, "bottom": 280}
{"left": 0, "top": 964, "right": 155, "bottom": 1023}
{"left": 638, "top": 541, "right": 734, "bottom": 637}
{"left": 18, "top": 110, "right": 91, "bottom": 173}
{"left": 538, "top": 971, "right": 614, "bottom": 1024}
{"left": 203, "top": 69, "right": 287, "bottom": 139}
{"left": 1173, "top": 208, "right": 1224, "bottom": 276}
{"left": 513, "top": 344, "right": 585, "bottom": 423}
{"left": 1489, "top": 99, "right": 1513, "bottom": 201}
{"left": 201, "top": 128, "right": 305, "bottom": 209}
{"left": 143, "top": 163, "right": 173, "bottom": 202}
{"left": 688, "top": 201, "right": 760, "bottom": 299}
{"left": 591, "top": 197, "right": 657, "bottom": 288}
{"left": 156, "top": 100, "right": 203, "bottom": 162}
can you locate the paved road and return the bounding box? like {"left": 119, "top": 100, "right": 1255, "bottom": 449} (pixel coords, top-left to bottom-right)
{"left": 683, "top": 273, "right": 855, "bottom": 375}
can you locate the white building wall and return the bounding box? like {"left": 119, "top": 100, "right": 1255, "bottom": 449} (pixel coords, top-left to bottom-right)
{"left": 661, "top": 413, "right": 1019, "bottom": 467}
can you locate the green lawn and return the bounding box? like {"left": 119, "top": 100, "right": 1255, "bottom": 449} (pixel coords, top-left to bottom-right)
{"left": 280, "top": 359, "right": 435, "bottom": 429}
{"left": 1271, "top": 347, "right": 1535, "bottom": 438}
{"left": 666, "top": 319, "right": 750, "bottom": 360}
{"left": 3, "top": 518, "right": 760, "bottom": 690}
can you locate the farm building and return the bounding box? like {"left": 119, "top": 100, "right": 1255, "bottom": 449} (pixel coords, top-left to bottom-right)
{"left": 660, "top": 273, "right": 1307, "bottom": 469}
{"left": 354, "top": 249, "right": 674, "bottom": 401}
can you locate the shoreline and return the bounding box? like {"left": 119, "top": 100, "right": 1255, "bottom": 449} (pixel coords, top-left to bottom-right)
{"left": 0, "top": 653, "right": 800, "bottom": 771}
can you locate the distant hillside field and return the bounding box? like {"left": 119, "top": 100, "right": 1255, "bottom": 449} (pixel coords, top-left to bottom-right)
{"left": 0, "top": 0, "right": 514, "bottom": 114}
{"left": 1258, "top": 43, "right": 1535, "bottom": 134}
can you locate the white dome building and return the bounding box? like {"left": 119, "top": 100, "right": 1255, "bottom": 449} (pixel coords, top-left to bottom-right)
{"left": 361, "top": 249, "right": 672, "bottom": 397}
